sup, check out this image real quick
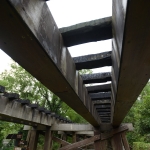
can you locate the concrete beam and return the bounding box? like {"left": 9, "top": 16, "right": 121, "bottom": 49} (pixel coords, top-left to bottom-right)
{"left": 0, "top": 0, "right": 100, "bottom": 126}
{"left": 93, "top": 100, "right": 111, "bottom": 105}
{"left": 73, "top": 51, "right": 112, "bottom": 70}
{"left": 112, "top": 0, "right": 150, "bottom": 125}
{"left": 82, "top": 73, "right": 111, "bottom": 84}
{"left": 0, "top": 96, "right": 63, "bottom": 129}
{"left": 60, "top": 17, "right": 112, "bottom": 47}
{"left": 51, "top": 123, "right": 133, "bottom": 132}
{"left": 51, "top": 124, "right": 93, "bottom": 131}
{"left": 87, "top": 84, "right": 111, "bottom": 93}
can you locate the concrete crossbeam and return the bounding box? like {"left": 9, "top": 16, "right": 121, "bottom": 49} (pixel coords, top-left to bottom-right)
{"left": 60, "top": 17, "right": 112, "bottom": 47}
{"left": 82, "top": 73, "right": 111, "bottom": 84}
{"left": 87, "top": 84, "right": 111, "bottom": 93}
{"left": 73, "top": 51, "right": 112, "bottom": 70}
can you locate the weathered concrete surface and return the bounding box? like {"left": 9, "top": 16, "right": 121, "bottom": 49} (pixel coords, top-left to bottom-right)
{"left": 112, "top": 0, "right": 150, "bottom": 126}
{"left": 73, "top": 51, "right": 112, "bottom": 70}
{"left": 82, "top": 73, "right": 111, "bottom": 84}
{"left": 60, "top": 17, "right": 112, "bottom": 47}
{"left": 0, "top": 0, "right": 100, "bottom": 126}
{"left": 0, "top": 96, "right": 63, "bottom": 128}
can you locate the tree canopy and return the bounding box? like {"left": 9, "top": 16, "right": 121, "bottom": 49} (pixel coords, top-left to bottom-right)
{"left": 0, "top": 61, "right": 89, "bottom": 149}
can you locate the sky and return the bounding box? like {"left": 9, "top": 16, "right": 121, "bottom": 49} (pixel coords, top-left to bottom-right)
{"left": 0, "top": 0, "right": 112, "bottom": 74}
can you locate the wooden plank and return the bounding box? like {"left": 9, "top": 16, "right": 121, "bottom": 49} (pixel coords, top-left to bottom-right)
{"left": 59, "top": 135, "right": 101, "bottom": 150}
{"left": 60, "top": 17, "right": 112, "bottom": 47}
{"left": 0, "top": 0, "right": 100, "bottom": 126}
{"left": 52, "top": 137, "right": 83, "bottom": 150}
{"left": 121, "top": 132, "right": 130, "bottom": 150}
{"left": 101, "top": 125, "right": 129, "bottom": 140}
{"left": 52, "top": 136, "right": 70, "bottom": 147}
{"left": 58, "top": 125, "right": 129, "bottom": 150}
{"left": 112, "top": 0, "right": 150, "bottom": 125}
{"left": 87, "top": 84, "right": 111, "bottom": 93}
{"left": 82, "top": 73, "right": 111, "bottom": 84}
{"left": 73, "top": 51, "right": 112, "bottom": 70}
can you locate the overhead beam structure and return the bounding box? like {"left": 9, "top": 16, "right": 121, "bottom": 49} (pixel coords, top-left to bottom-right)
{"left": 60, "top": 17, "right": 112, "bottom": 47}
{"left": 0, "top": 0, "right": 100, "bottom": 126}
{"left": 89, "top": 92, "right": 111, "bottom": 100}
{"left": 0, "top": 96, "right": 65, "bottom": 129}
{"left": 112, "top": 0, "right": 150, "bottom": 126}
{"left": 82, "top": 73, "right": 111, "bottom": 84}
{"left": 87, "top": 84, "right": 111, "bottom": 93}
{"left": 73, "top": 51, "right": 112, "bottom": 70}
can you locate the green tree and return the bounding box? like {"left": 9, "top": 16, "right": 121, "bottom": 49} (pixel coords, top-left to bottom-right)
{"left": 0, "top": 61, "right": 92, "bottom": 149}
{"left": 124, "top": 82, "right": 150, "bottom": 145}
{"left": 0, "top": 62, "right": 63, "bottom": 114}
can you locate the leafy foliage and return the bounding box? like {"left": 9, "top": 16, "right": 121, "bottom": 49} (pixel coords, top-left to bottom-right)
{"left": 124, "top": 82, "right": 150, "bottom": 145}
{"left": 133, "top": 142, "right": 150, "bottom": 150}
{"left": 0, "top": 61, "right": 91, "bottom": 149}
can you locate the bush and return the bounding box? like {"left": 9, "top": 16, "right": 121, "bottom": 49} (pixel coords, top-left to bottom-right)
{"left": 133, "top": 142, "right": 150, "bottom": 150}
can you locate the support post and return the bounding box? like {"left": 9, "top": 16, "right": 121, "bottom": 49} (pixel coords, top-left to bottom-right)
{"left": 94, "top": 130, "right": 107, "bottom": 150}
{"left": 44, "top": 127, "right": 53, "bottom": 150}
{"left": 121, "top": 132, "right": 130, "bottom": 150}
{"left": 72, "top": 132, "right": 77, "bottom": 143}
{"left": 28, "top": 129, "right": 39, "bottom": 150}
{"left": 59, "top": 132, "right": 67, "bottom": 148}
{"left": 111, "top": 133, "right": 123, "bottom": 150}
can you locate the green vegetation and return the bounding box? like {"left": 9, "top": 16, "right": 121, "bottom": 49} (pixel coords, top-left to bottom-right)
{"left": 133, "top": 142, "right": 150, "bottom": 150}
{"left": 123, "top": 82, "right": 150, "bottom": 148}
{"left": 0, "top": 61, "right": 88, "bottom": 149}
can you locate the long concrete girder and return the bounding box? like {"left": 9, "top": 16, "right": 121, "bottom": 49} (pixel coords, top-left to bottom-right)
{"left": 112, "top": 0, "right": 150, "bottom": 126}
{"left": 0, "top": 0, "right": 100, "bottom": 126}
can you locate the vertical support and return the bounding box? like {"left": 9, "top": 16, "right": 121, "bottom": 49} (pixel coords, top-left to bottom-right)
{"left": 60, "top": 132, "right": 67, "bottom": 148}
{"left": 72, "top": 133, "right": 78, "bottom": 150}
{"left": 28, "top": 129, "right": 39, "bottom": 150}
{"left": 62, "top": 132, "right": 67, "bottom": 141}
{"left": 94, "top": 140, "right": 107, "bottom": 150}
{"left": 72, "top": 133, "right": 77, "bottom": 143}
{"left": 111, "top": 133, "right": 123, "bottom": 150}
{"left": 44, "top": 127, "right": 53, "bottom": 150}
{"left": 121, "top": 132, "right": 130, "bottom": 150}
{"left": 94, "top": 130, "right": 107, "bottom": 150}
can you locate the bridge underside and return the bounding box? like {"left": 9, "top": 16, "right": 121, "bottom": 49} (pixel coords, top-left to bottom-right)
{"left": 0, "top": 0, "right": 150, "bottom": 129}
